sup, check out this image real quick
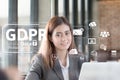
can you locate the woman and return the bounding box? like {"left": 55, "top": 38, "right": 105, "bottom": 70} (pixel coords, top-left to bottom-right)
{"left": 25, "top": 16, "right": 83, "bottom": 80}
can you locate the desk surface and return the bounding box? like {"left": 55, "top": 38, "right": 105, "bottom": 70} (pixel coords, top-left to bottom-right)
{"left": 79, "top": 62, "right": 120, "bottom": 80}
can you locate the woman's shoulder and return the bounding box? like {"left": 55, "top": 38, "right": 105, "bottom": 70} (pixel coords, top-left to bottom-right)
{"left": 69, "top": 49, "right": 85, "bottom": 62}
{"left": 31, "top": 54, "right": 43, "bottom": 64}
{"left": 69, "top": 49, "right": 82, "bottom": 57}
{"left": 69, "top": 54, "right": 81, "bottom": 60}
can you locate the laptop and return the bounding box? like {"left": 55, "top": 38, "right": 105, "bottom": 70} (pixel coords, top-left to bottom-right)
{"left": 79, "top": 62, "right": 120, "bottom": 80}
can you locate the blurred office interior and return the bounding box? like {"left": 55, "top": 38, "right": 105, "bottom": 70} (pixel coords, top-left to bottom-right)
{"left": 0, "top": 0, "right": 120, "bottom": 77}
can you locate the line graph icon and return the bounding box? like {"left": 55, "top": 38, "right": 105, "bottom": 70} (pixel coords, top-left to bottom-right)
{"left": 73, "top": 28, "right": 84, "bottom": 35}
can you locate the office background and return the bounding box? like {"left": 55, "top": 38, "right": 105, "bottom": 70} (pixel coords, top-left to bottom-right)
{"left": 0, "top": 0, "right": 120, "bottom": 74}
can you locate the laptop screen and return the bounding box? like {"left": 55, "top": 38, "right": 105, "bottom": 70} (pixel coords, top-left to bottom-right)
{"left": 79, "top": 62, "right": 120, "bottom": 80}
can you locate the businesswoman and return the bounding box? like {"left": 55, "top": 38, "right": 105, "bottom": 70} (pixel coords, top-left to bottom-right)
{"left": 25, "top": 16, "right": 84, "bottom": 80}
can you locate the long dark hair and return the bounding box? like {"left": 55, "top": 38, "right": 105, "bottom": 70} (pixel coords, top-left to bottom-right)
{"left": 39, "top": 16, "right": 75, "bottom": 68}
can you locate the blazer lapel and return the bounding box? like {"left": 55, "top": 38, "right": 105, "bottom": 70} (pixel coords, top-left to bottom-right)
{"left": 69, "top": 55, "right": 78, "bottom": 80}
{"left": 53, "top": 59, "right": 64, "bottom": 80}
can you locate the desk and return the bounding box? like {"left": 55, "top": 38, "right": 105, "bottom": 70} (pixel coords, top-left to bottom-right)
{"left": 79, "top": 62, "right": 120, "bottom": 80}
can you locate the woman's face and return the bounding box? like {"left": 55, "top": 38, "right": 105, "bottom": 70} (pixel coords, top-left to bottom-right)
{"left": 51, "top": 24, "right": 72, "bottom": 51}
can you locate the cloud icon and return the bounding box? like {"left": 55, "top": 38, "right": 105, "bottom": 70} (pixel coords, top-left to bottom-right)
{"left": 89, "top": 22, "right": 97, "bottom": 28}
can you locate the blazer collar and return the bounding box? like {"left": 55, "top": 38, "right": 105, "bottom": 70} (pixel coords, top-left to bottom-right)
{"left": 53, "top": 54, "right": 78, "bottom": 80}
{"left": 69, "top": 55, "right": 78, "bottom": 80}
{"left": 53, "top": 58, "right": 64, "bottom": 80}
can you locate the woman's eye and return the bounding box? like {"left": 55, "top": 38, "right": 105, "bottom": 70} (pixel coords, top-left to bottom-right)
{"left": 66, "top": 32, "right": 70, "bottom": 35}
{"left": 56, "top": 34, "right": 59, "bottom": 36}
{"left": 56, "top": 34, "right": 61, "bottom": 37}
{"left": 66, "top": 32, "right": 69, "bottom": 35}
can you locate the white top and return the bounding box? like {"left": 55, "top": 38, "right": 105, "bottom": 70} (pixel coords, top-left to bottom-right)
{"left": 59, "top": 54, "right": 69, "bottom": 80}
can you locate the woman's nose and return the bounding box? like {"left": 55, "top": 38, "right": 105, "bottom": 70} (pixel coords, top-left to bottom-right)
{"left": 61, "top": 35, "right": 66, "bottom": 41}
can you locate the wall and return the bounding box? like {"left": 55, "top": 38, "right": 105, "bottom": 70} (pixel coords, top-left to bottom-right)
{"left": 98, "top": 0, "right": 120, "bottom": 50}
